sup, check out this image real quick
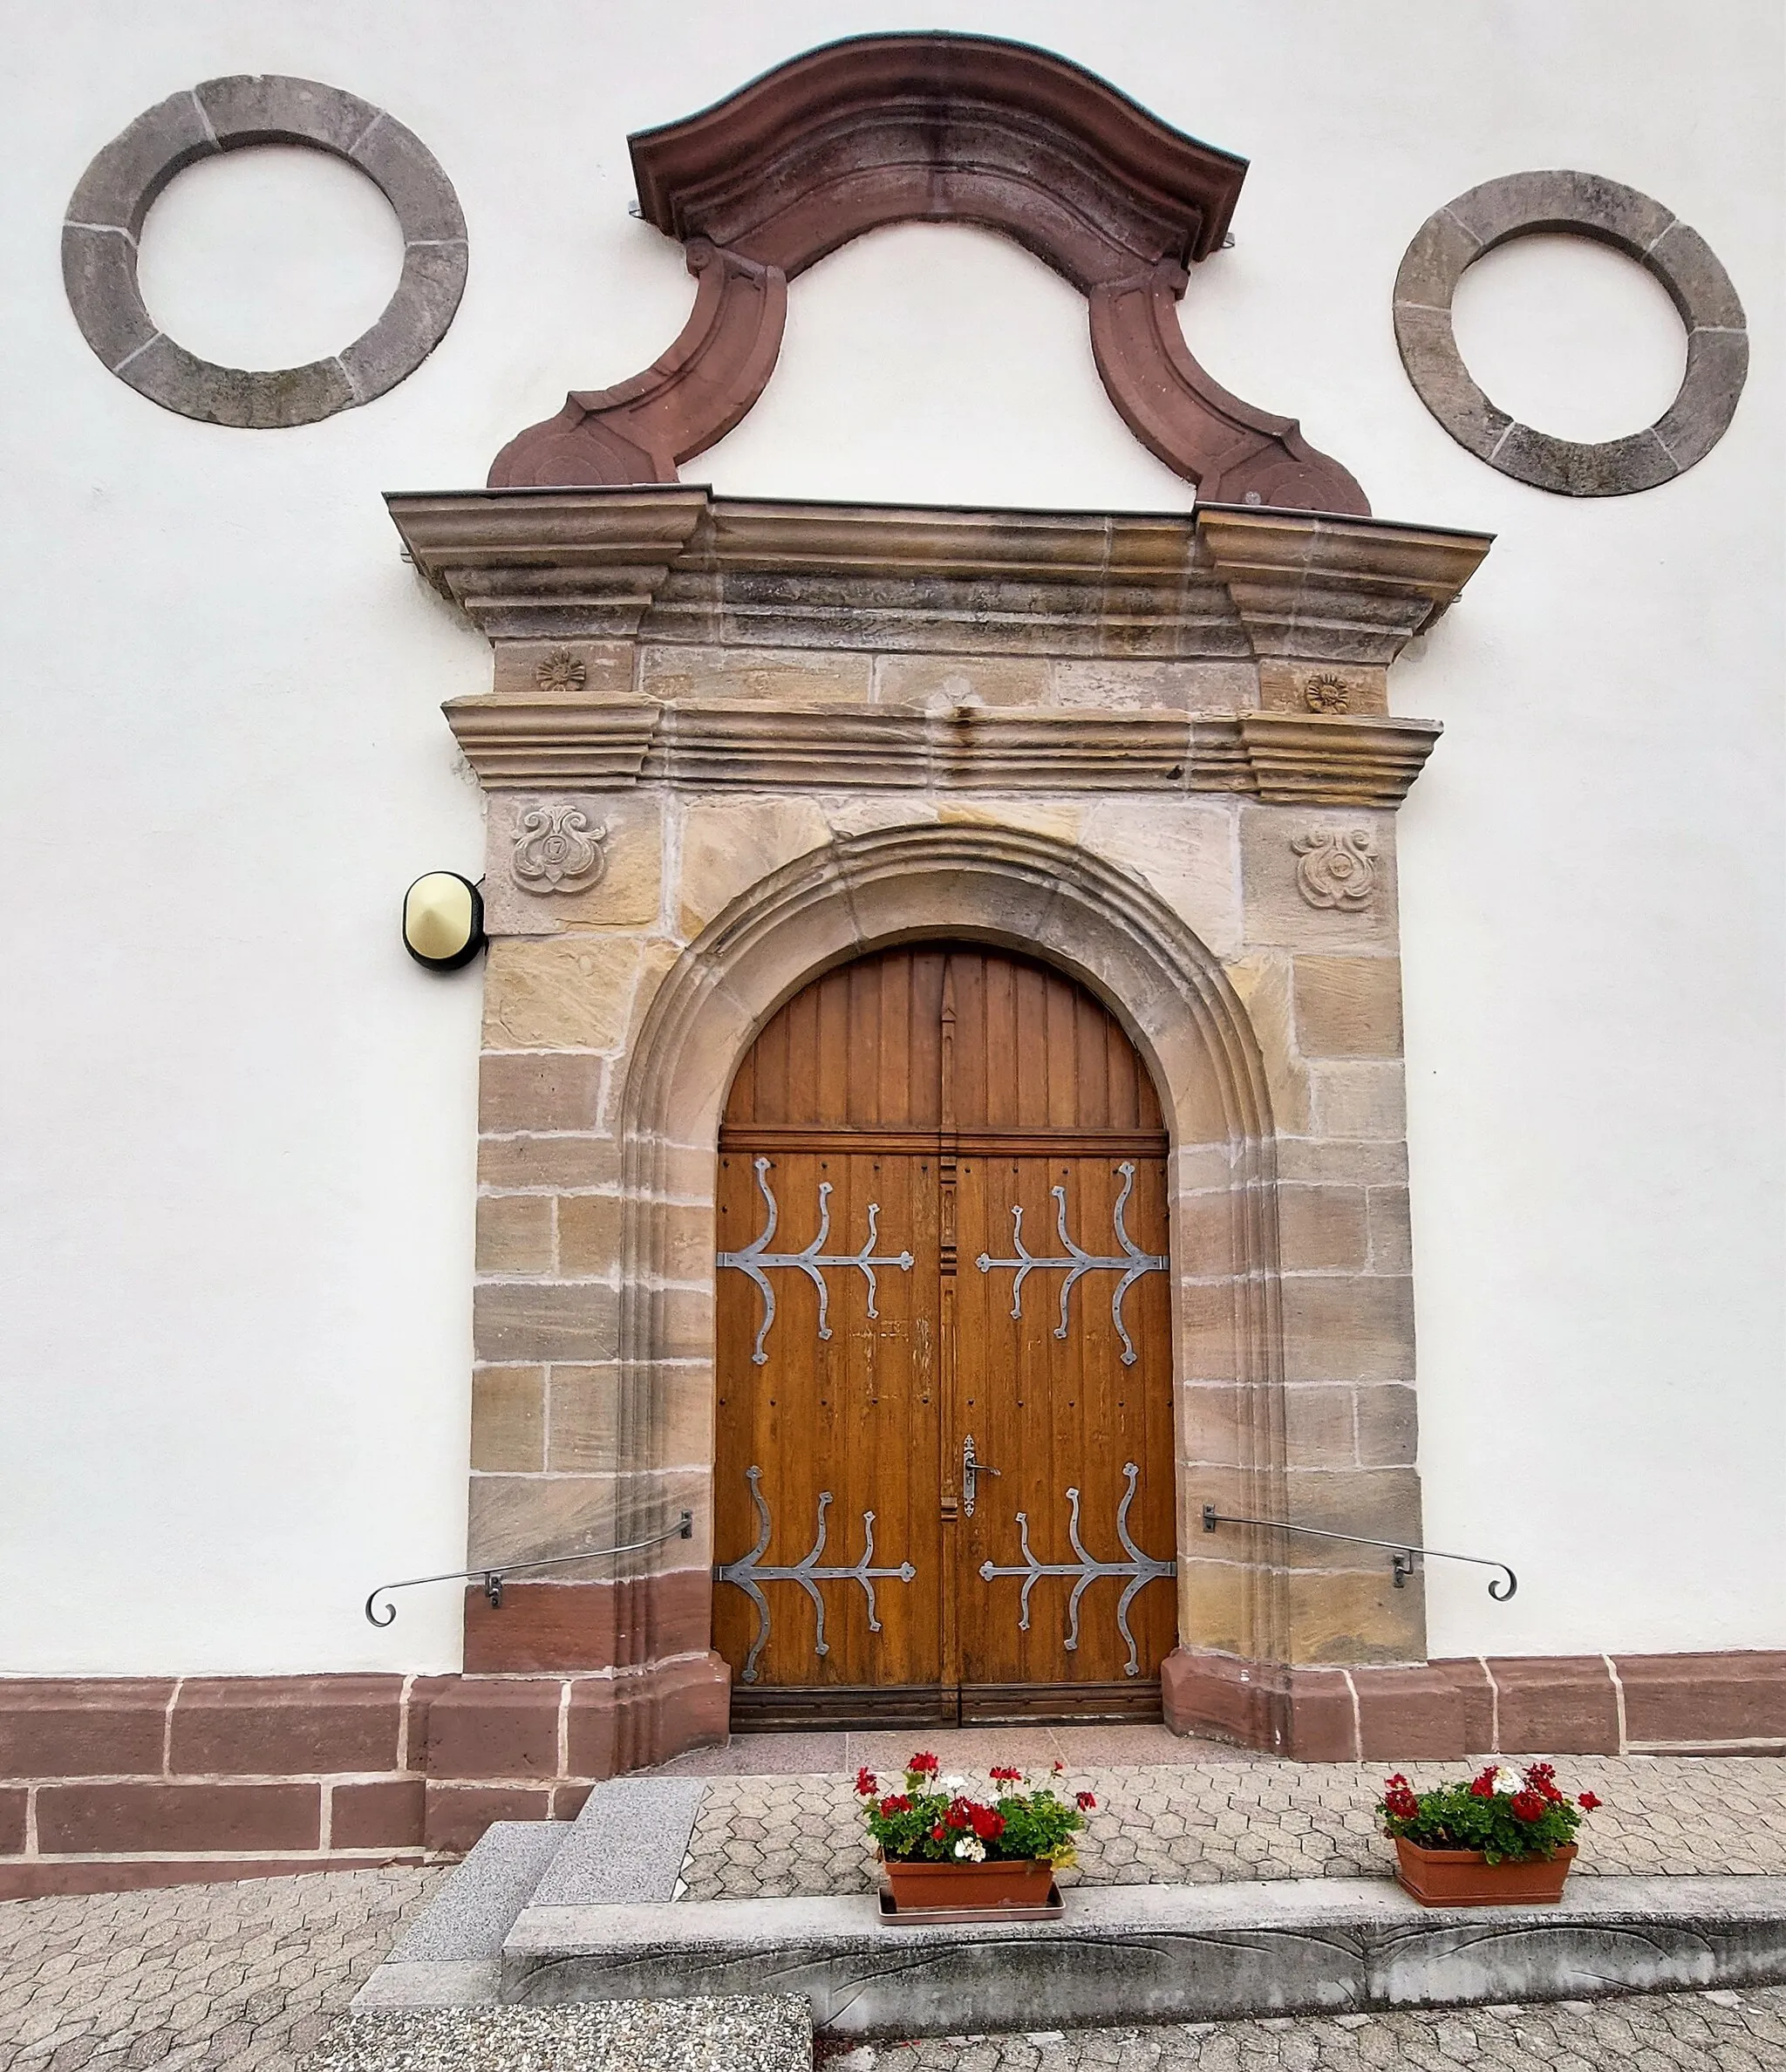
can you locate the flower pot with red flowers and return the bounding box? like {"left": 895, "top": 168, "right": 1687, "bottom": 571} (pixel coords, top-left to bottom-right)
{"left": 1379, "top": 1763, "right": 1601, "bottom": 1905}
{"left": 856, "top": 1754, "right": 1095, "bottom": 1915}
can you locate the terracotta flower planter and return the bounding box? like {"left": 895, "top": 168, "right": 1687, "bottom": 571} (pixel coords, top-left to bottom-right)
{"left": 882, "top": 1855, "right": 1055, "bottom": 1912}
{"left": 1394, "top": 1837, "right": 1577, "bottom": 1906}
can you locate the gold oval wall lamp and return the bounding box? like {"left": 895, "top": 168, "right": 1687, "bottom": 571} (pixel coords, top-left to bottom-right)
{"left": 402, "top": 873, "right": 486, "bottom": 971}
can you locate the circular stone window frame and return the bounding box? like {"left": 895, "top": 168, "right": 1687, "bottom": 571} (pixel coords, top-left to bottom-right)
{"left": 1393, "top": 170, "right": 1747, "bottom": 496}
{"left": 62, "top": 74, "right": 467, "bottom": 429}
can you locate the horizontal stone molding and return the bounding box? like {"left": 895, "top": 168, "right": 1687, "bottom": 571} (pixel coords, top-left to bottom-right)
{"left": 443, "top": 697, "right": 1442, "bottom": 805}
{"left": 1162, "top": 1647, "right": 1786, "bottom": 1761}
{"left": 390, "top": 490, "right": 1489, "bottom": 661}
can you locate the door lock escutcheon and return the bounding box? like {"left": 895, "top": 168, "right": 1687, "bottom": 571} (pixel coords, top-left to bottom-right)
{"left": 962, "top": 1433, "right": 1001, "bottom": 1518}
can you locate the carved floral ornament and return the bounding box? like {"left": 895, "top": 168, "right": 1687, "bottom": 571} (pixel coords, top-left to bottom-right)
{"left": 510, "top": 802, "right": 607, "bottom": 894}
{"left": 1292, "top": 828, "right": 1378, "bottom": 911}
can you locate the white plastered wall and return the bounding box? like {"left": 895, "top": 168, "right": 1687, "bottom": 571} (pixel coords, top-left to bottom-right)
{"left": 1, "top": 0, "right": 1779, "bottom": 1673}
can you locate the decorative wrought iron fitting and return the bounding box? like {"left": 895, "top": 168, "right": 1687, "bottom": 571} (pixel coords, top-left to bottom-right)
{"left": 714, "top": 1465, "right": 917, "bottom": 1682}
{"left": 719, "top": 1155, "right": 914, "bottom": 1363}
{"left": 977, "top": 1462, "right": 1176, "bottom": 1676}
{"left": 976, "top": 1161, "right": 1167, "bottom": 1364}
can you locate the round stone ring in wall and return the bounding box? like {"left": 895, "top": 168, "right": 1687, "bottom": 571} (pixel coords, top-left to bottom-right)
{"left": 1394, "top": 171, "right": 1747, "bottom": 495}
{"left": 62, "top": 75, "right": 467, "bottom": 428}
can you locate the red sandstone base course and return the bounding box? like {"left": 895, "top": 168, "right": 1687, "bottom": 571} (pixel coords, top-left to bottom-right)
{"left": 0, "top": 1653, "right": 729, "bottom": 1898}
{"left": 3, "top": 1647, "right": 1782, "bottom": 1896}
{"left": 1159, "top": 1647, "right": 1786, "bottom": 1762}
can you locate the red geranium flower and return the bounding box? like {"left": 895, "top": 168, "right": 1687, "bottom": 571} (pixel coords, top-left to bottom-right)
{"left": 1384, "top": 1786, "right": 1419, "bottom": 1820}
{"left": 1510, "top": 1790, "right": 1545, "bottom": 1821}
{"left": 878, "top": 1795, "right": 910, "bottom": 1816}
{"left": 855, "top": 1767, "right": 877, "bottom": 1796}
{"left": 944, "top": 1803, "right": 969, "bottom": 1829}
{"left": 990, "top": 1766, "right": 1023, "bottom": 1783}
{"left": 1075, "top": 1791, "right": 1097, "bottom": 1812}
{"left": 1578, "top": 1791, "right": 1601, "bottom": 1811}
{"left": 930, "top": 1823, "right": 946, "bottom": 1842}
{"left": 969, "top": 1805, "right": 1005, "bottom": 1840}
{"left": 1052, "top": 1760, "right": 1065, "bottom": 1775}
{"left": 908, "top": 1752, "right": 939, "bottom": 1775}
{"left": 1469, "top": 1768, "right": 1497, "bottom": 1798}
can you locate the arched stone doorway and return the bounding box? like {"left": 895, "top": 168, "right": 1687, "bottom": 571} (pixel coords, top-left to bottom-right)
{"left": 712, "top": 941, "right": 1176, "bottom": 1727}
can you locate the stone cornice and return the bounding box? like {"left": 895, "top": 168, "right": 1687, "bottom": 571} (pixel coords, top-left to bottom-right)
{"left": 443, "top": 697, "right": 1442, "bottom": 807}
{"left": 389, "top": 488, "right": 1490, "bottom": 665}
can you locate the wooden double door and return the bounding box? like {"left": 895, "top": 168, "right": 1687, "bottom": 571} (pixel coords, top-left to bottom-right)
{"left": 713, "top": 944, "right": 1178, "bottom": 1727}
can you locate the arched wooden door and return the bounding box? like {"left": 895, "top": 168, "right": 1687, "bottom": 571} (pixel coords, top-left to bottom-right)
{"left": 713, "top": 944, "right": 1176, "bottom": 1727}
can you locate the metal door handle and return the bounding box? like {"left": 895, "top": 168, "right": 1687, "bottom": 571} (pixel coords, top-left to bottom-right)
{"left": 962, "top": 1433, "right": 1001, "bottom": 1518}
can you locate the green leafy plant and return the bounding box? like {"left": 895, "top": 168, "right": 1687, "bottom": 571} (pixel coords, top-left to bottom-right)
{"left": 1378, "top": 1762, "right": 1600, "bottom": 1865}
{"left": 856, "top": 1753, "right": 1096, "bottom": 1865}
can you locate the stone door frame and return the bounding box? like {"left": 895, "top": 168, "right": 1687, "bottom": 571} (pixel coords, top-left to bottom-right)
{"left": 392, "top": 486, "right": 1493, "bottom": 1767}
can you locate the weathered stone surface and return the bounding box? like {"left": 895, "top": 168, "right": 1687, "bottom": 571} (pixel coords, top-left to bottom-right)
{"left": 482, "top": 938, "right": 644, "bottom": 1051}
{"left": 642, "top": 646, "right": 871, "bottom": 705}
{"left": 1365, "top": 1188, "right": 1412, "bottom": 1273}
{"left": 875, "top": 655, "right": 1052, "bottom": 707}
{"left": 1394, "top": 172, "right": 1748, "bottom": 496}
{"left": 1656, "top": 324, "right": 1751, "bottom": 468}
{"left": 1276, "top": 1187, "right": 1369, "bottom": 1271}
{"left": 498, "top": 1878, "right": 1786, "bottom": 2037}
{"left": 544, "top": 1366, "right": 619, "bottom": 1472}
{"left": 1288, "top": 1564, "right": 1425, "bottom": 1665}
{"left": 1279, "top": 1276, "right": 1414, "bottom": 1384}
{"left": 1309, "top": 1061, "right": 1408, "bottom": 1141}
{"left": 1222, "top": 953, "right": 1311, "bottom": 1135}
{"left": 476, "top": 1195, "right": 555, "bottom": 1274}
{"left": 556, "top": 1192, "right": 621, "bottom": 1277}
{"left": 64, "top": 75, "right": 467, "bottom": 427}
{"left": 674, "top": 795, "right": 834, "bottom": 939}
{"left": 1292, "top": 957, "right": 1402, "bottom": 1059}
{"left": 1081, "top": 799, "right": 1243, "bottom": 961}
{"left": 474, "top": 1282, "right": 619, "bottom": 1365}
{"left": 471, "top": 1368, "right": 547, "bottom": 1473}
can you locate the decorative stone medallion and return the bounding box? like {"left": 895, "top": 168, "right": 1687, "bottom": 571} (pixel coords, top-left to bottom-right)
{"left": 511, "top": 803, "right": 607, "bottom": 894}
{"left": 1292, "top": 828, "right": 1377, "bottom": 910}
{"left": 62, "top": 75, "right": 467, "bottom": 428}
{"left": 1394, "top": 170, "right": 1747, "bottom": 495}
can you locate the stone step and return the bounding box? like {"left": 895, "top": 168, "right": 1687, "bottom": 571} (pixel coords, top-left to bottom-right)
{"left": 499, "top": 1876, "right": 1786, "bottom": 2041}
{"left": 303, "top": 1997, "right": 814, "bottom": 2071}
{"left": 348, "top": 1772, "right": 1786, "bottom": 2042}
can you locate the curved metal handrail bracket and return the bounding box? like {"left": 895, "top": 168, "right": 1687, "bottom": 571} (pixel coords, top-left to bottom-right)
{"left": 487, "top": 31, "right": 1368, "bottom": 512}
{"left": 1201, "top": 1504, "right": 1517, "bottom": 1601}
{"left": 364, "top": 1513, "right": 693, "bottom": 1627}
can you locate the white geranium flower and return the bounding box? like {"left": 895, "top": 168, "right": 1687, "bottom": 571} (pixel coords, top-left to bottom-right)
{"left": 954, "top": 1836, "right": 986, "bottom": 1862}
{"left": 940, "top": 1775, "right": 971, "bottom": 1795}
{"left": 1492, "top": 1768, "right": 1519, "bottom": 1794}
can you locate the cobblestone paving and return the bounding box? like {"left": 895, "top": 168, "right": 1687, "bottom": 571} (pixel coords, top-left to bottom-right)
{"left": 820, "top": 1988, "right": 1786, "bottom": 2069}
{"left": 0, "top": 1864, "right": 445, "bottom": 2071}
{"left": 680, "top": 1755, "right": 1786, "bottom": 1899}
